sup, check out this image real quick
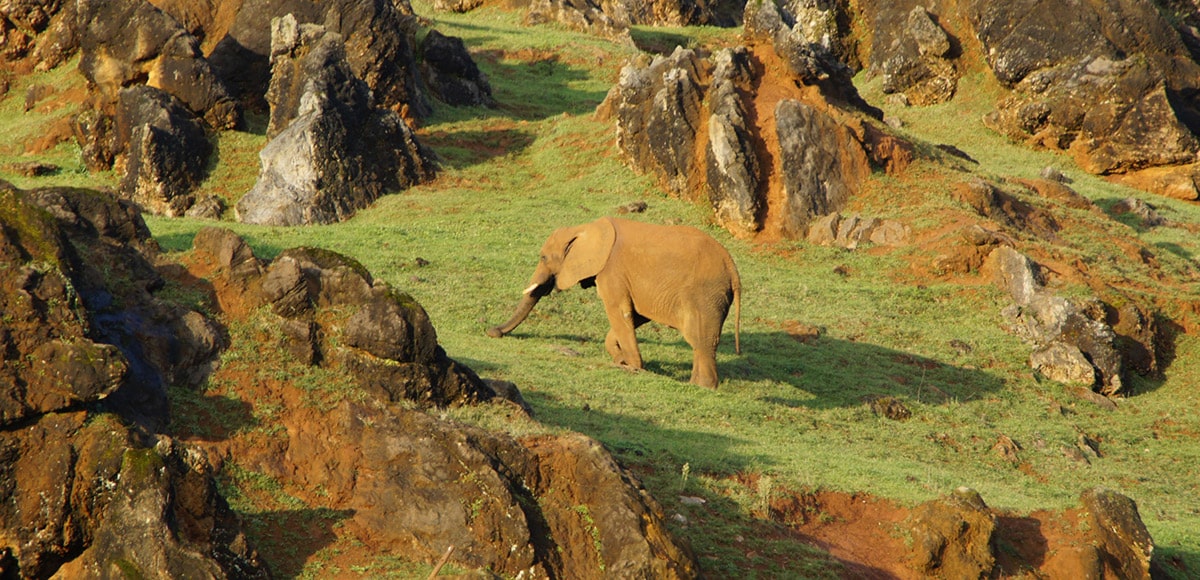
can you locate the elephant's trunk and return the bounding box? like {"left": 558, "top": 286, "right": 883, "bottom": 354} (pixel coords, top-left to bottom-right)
{"left": 487, "top": 281, "right": 553, "bottom": 338}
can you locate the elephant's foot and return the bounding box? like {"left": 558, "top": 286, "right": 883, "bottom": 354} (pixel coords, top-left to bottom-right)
{"left": 690, "top": 375, "right": 719, "bottom": 390}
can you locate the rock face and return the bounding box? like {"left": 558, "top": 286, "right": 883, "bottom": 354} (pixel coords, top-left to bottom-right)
{"left": 600, "top": 9, "right": 892, "bottom": 240}
{"left": 0, "top": 182, "right": 264, "bottom": 577}
{"left": 209, "top": 0, "right": 432, "bottom": 117}
{"left": 235, "top": 17, "right": 436, "bottom": 226}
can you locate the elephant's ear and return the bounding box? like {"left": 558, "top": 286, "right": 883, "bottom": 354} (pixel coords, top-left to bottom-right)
{"left": 557, "top": 217, "right": 616, "bottom": 290}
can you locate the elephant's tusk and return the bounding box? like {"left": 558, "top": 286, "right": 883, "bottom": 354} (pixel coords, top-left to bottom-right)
{"left": 523, "top": 283, "right": 540, "bottom": 295}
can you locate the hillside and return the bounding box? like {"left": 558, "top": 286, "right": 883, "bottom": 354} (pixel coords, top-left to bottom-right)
{"left": 2, "top": 0, "right": 1200, "bottom": 577}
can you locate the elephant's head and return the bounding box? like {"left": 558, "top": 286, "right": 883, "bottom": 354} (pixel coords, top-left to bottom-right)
{"left": 487, "top": 218, "right": 617, "bottom": 338}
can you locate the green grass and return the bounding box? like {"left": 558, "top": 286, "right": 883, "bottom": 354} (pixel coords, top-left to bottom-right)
{"left": 4, "top": 5, "right": 1200, "bottom": 577}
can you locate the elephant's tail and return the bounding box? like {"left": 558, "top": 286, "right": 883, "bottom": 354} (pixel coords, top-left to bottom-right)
{"left": 729, "top": 253, "right": 742, "bottom": 356}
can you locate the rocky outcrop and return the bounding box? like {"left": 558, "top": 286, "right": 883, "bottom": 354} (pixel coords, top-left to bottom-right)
{"left": 600, "top": 7, "right": 896, "bottom": 240}
{"left": 986, "top": 246, "right": 1128, "bottom": 396}
{"left": 983, "top": 56, "right": 1199, "bottom": 175}
{"left": 806, "top": 212, "right": 911, "bottom": 249}
{"left": 209, "top": 0, "right": 431, "bottom": 117}
{"left": 0, "top": 182, "right": 698, "bottom": 576}
{"left": 705, "top": 47, "right": 761, "bottom": 236}
{"left": 117, "top": 85, "right": 214, "bottom": 217}
{"left": 776, "top": 99, "right": 869, "bottom": 237}
{"left": 77, "top": 0, "right": 240, "bottom": 131}
{"left": 236, "top": 17, "right": 436, "bottom": 226}
{"left": 905, "top": 487, "right": 997, "bottom": 578}
{"left": 872, "top": 6, "right": 957, "bottom": 105}
{"left": 967, "top": 0, "right": 1200, "bottom": 174}
{"left": 0, "top": 182, "right": 263, "bottom": 577}
{"left": 419, "top": 30, "right": 496, "bottom": 108}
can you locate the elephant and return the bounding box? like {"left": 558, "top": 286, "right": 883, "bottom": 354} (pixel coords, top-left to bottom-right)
{"left": 487, "top": 216, "right": 741, "bottom": 388}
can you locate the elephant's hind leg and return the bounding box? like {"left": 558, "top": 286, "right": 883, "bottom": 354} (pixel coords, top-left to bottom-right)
{"left": 682, "top": 324, "right": 721, "bottom": 389}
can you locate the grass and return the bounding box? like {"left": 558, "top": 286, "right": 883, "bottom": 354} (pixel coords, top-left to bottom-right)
{"left": 4, "top": 4, "right": 1200, "bottom": 577}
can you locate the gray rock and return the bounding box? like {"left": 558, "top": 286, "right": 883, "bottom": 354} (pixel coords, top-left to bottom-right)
{"left": 237, "top": 19, "right": 436, "bottom": 226}
{"left": 705, "top": 47, "right": 761, "bottom": 236}
{"left": 420, "top": 30, "right": 495, "bottom": 107}
{"left": 1080, "top": 488, "right": 1154, "bottom": 579}
{"left": 117, "top": 85, "right": 212, "bottom": 217}
{"left": 1031, "top": 342, "right": 1096, "bottom": 385}
{"left": 989, "top": 247, "right": 1125, "bottom": 395}
{"left": 776, "top": 100, "right": 854, "bottom": 237}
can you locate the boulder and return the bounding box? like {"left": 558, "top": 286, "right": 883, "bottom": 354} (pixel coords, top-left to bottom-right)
{"left": 776, "top": 100, "right": 868, "bottom": 237}
{"left": 874, "top": 6, "right": 958, "bottom": 105}
{"left": 419, "top": 29, "right": 495, "bottom": 107}
{"left": 1079, "top": 488, "right": 1154, "bottom": 579}
{"left": 236, "top": 18, "right": 436, "bottom": 226}
{"left": 968, "top": 0, "right": 1200, "bottom": 174}
{"left": 905, "top": 487, "right": 997, "bottom": 578}
{"left": 116, "top": 85, "right": 213, "bottom": 217}
{"left": 77, "top": 0, "right": 240, "bottom": 130}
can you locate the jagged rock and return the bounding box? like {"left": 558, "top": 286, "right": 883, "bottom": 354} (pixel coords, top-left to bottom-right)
{"left": 419, "top": 29, "right": 495, "bottom": 107}
{"left": 526, "top": 0, "right": 634, "bottom": 43}
{"left": 984, "top": 56, "right": 1199, "bottom": 174}
{"left": 236, "top": 18, "right": 436, "bottom": 226}
{"left": 776, "top": 100, "right": 868, "bottom": 237}
{"left": 211, "top": 0, "right": 432, "bottom": 117}
{"left": 0, "top": 184, "right": 267, "bottom": 577}
{"left": 1, "top": 413, "right": 268, "bottom": 578}
{"left": 783, "top": 0, "right": 855, "bottom": 67}
{"left": 0, "top": 0, "right": 79, "bottom": 69}
{"left": 77, "top": 0, "right": 240, "bottom": 130}
{"left": 605, "top": 48, "right": 705, "bottom": 199}
{"left": 987, "top": 247, "right": 1125, "bottom": 395}
{"left": 874, "top": 6, "right": 957, "bottom": 105}
{"left": 705, "top": 47, "right": 761, "bottom": 236}
{"left": 1079, "top": 488, "right": 1154, "bottom": 579}
{"left": 905, "top": 487, "right": 996, "bottom": 578}
{"left": 117, "top": 85, "right": 213, "bottom": 217}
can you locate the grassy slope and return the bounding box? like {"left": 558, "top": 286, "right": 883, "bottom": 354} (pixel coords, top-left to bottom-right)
{"left": 3, "top": 4, "right": 1199, "bottom": 577}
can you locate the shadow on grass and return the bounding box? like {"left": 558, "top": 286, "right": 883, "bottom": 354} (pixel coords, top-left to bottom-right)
{"left": 240, "top": 507, "right": 355, "bottom": 578}
{"left": 726, "top": 331, "right": 1006, "bottom": 409}
{"left": 421, "top": 126, "right": 536, "bottom": 169}
{"left": 630, "top": 330, "right": 1006, "bottom": 409}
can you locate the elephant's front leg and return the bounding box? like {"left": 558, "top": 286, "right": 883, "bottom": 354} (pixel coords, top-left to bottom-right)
{"left": 603, "top": 307, "right": 643, "bottom": 370}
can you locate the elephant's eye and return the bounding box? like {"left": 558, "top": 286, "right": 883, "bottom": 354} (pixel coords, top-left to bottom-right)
{"left": 540, "top": 255, "right": 547, "bottom": 262}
